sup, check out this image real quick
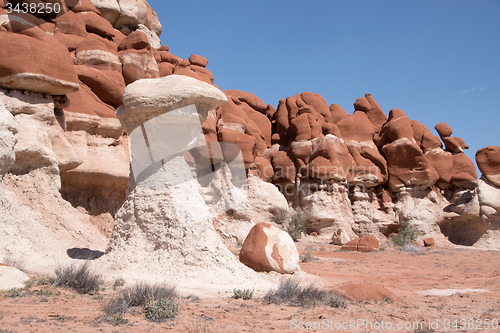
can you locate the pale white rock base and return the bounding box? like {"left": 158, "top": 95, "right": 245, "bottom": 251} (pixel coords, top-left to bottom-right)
{"left": 101, "top": 156, "right": 263, "bottom": 285}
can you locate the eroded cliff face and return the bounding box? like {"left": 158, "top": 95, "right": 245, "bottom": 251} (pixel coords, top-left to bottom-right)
{"left": 0, "top": 0, "right": 499, "bottom": 275}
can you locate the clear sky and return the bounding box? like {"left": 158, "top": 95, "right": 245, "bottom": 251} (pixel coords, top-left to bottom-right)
{"left": 147, "top": 0, "right": 500, "bottom": 170}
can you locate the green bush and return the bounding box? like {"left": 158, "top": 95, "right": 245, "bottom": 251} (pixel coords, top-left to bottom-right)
{"left": 391, "top": 221, "right": 418, "bottom": 246}
{"left": 103, "top": 282, "right": 179, "bottom": 323}
{"left": 144, "top": 297, "right": 178, "bottom": 322}
{"left": 287, "top": 209, "right": 306, "bottom": 242}
{"left": 232, "top": 288, "right": 253, "bottom": 300}
{"left": 301, "top": 247, "right": 317, "bottom": 263}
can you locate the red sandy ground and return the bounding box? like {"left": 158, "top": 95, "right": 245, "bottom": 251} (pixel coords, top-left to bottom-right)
{"left": 1, "top": 237, "right": 499, "bottom": 333}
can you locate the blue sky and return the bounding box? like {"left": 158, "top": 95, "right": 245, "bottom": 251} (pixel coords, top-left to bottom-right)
{"left": 147, "top": 0, "right": 500, "bottom": 169}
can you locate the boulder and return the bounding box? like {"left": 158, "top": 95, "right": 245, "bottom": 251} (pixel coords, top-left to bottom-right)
{"left": 476, "top": 146, "right": 500, "bottom": 187}
{"left": 377, "top": 109, "right": 439, "bottom": 191}
{"left": 0, "top": 33, "right": 79, "bottom": 95}
{"left": 435, "top": 122, "right": 453, "bottom": 138}
{"left": 89, "top": 0, "right": 121, "bottom": 25}
{"left": 66, "top": 81, "right": 117, "bottom": 119}
{"left": 271, "top": 150, "right": 295, "bottom": 184}
{"left": 136, "top": 24, "right": 161, "bottom": 49}
{"left": 75, "top": 38, "right": 122, "bottom": 71}
{"left": 341, "top": 235, "right": 379, "bottom": 252}
{"left": 75, "top": 65, "right": 125, "bottom": 107}
{"left": 423, "top": 237, "right": 435, "bottom": 247}
{"left": 410, "top": 120, "right": 442, "bottom": 153}
{"left": 357, "top": 235, "right": 380, "bottom": 252}
{"left": 0, "top": 264, "right": 31, "bottom": 291}
{"left": 54, "top": 11, "right": 88, "bottom": 37}
{"left": 77, "top": 11, "right": 116, "bottom": 38}
{"left": 119, "top": 49, "right": 159, "bottom": 85}
{"left": 239, "top": 222, "right": 299, "bottom": 274}
{"left": 329, "top": 103, "right": 349, "bottom": 124}
{"left": 336, "top": 110, "right": 387, "bottom": 186}
{"left": 247, "top": 174, "right": 289, "bottom": 223}
{"left": 305, "top": 135, "right": 355, "bottom": 181}
{"left": 450, "top": 152, "right": 477, "bottom": 188}
{"left": 425, "top": 148, "right": 454, "bottom": 189}
{"left": 341, "top": 238, "right": 360, "bottom": 251}
{"left": 117, "top": 30, "right": 150, "bottom": 51}
{"left": 189, "top": 54, "right": 209, "bottom": 68}
{"left": 113, "top": 0, "right": 162, "bottom": 38}
{"left": 332, "top": 228, "right": 353, "bottom": 245}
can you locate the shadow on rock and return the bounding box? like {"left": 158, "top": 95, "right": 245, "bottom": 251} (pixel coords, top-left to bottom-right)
{"left": 67, "top": 248, "right": 105, "bottom": 260}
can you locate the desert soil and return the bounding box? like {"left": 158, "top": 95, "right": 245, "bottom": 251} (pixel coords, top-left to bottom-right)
{"left": 1, "top": 236, "right": 499, "bottom": 333}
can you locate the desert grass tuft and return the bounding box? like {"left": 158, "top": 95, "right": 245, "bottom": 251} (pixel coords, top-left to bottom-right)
{"left": 103, "top": 282, "right": 179, "bottom": 323}
{"left": 53, "top": 261, "right": 102, "bottom": 295}
{"left": 232, "top": 288, "right": 253, "bottom": 300}
{"left": 264, "top": 278, "right": 346, "bottom": 308}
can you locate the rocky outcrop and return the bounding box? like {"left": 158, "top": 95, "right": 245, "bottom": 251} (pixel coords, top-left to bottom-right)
{"left": 239, "top": 222, "right": 299, "bottom": 274}
{"left": 0, "top": 33, "right": 79, "bottom": 95}
{"left": 2, "top": 0, "right": 500, "bottom": 283}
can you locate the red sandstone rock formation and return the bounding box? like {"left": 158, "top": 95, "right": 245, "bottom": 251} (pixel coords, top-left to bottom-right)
{"left": 476, "top": 146, "right": 500, "bottom": 187}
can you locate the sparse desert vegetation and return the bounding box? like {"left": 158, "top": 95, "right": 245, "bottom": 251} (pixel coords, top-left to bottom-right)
{"left": 1, "top": 244, "right": 500, "bottom": 332}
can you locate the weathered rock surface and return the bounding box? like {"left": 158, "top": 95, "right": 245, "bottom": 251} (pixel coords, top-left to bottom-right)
{"left": 0, "top": 99, "right": 17, "bottom": 176}
{"left": 117, "top": 75, "right": 227, "bottom": 134}
{"left": 239, "top": 222, "right": 299, "bottom": 274}
{"left": 0, "top": 264, "right": 30, "bottom": 291}
{"left": 103, "top": 75, "right": 261, "bottom": 284}
{"left": 476, "top": 146, "right": 500, "bottom": 187}
{"left": 0, "top": 33, "right": 79, "bottom": 95}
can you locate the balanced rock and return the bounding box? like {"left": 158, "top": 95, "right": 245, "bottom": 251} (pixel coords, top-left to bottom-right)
{"left": 476, "top": 146, "right": 500, "bottom": 187}
{"left": 239, "top": 222, "right": 299, "bottom": 274}
{"left": 103, "top": 74, "right": 258, "bottom": 284}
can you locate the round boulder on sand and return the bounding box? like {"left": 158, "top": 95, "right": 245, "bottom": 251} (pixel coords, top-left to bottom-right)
{"left": 239, "top": 222, "right": 299, "bottom": 274}
{"left": 0, "top": 264, "right": 31, "bottom": 291}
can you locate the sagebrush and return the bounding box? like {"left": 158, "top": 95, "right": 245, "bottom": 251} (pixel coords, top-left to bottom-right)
{"left": 53, "top": 261, "right": 102, "bottom": 294}
{"left": 391, "top": 221, "right": 418, "bottom": 246}
{"left": 287, "top": 209, "right": 306, "bottom": 242}
{"left": 232, "top": 288, "right": 253, "bottom": 300}
{"left": 264, "top": 278, "right": 346, "bottom": 308}
{"left": 104, "top": 282, "right": 179, "bottom": 323}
